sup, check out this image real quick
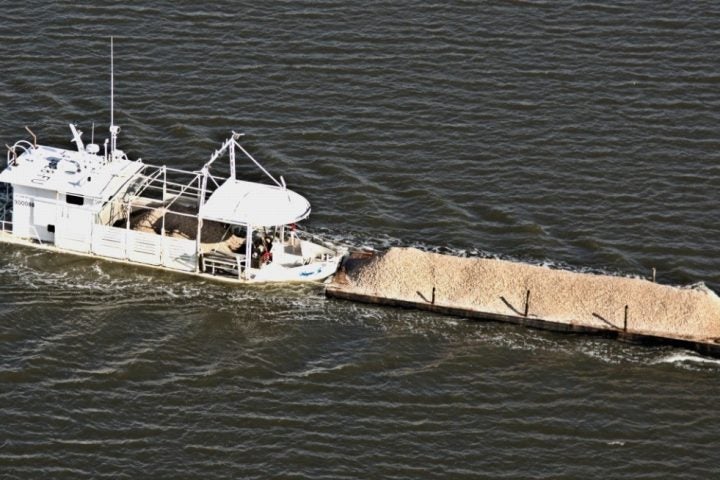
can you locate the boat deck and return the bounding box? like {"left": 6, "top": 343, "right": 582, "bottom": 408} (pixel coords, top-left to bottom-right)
{"left": 127, "top": 203, "right": 244, "bottom": 256}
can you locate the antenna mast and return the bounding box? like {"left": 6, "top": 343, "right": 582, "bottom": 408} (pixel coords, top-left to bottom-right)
{"left": 109, "top": 36, "right": 119, "bottom": 160}
{"left": 111, "top": 36, "right": 114, "bottom": 128}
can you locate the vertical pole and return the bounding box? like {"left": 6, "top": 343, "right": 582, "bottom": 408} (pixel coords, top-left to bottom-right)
{"left": 162, "top": 166, "right": 167, "bottom": 203}
{"left": 652, "top": 268, "right": 656, "bottom": 283}
{"left": 125, "top": 202, "right": 131, "bottom": 231}
{"left": 195, "top": 172, "right": 205, "bottom": 273}
{"left": 125, "top": 201, "right": 131, "bottom": 260}
{"left": 524, "top": 290, "right": 530, "bottom": 317}
{"left": 110, "top": 36, "right": 114, "bottom": 131}
{"left": 229, "top": 140, "right": 236, "bottom": 180}
{"left": 198, "top": 168, "right": 208, "bottom": 209}
{"left": 278, "top": 224, "right": 285, "bottom": 263}
{"left": 245, "top": 223, "right": 252, "bottom": 280}
{"left": 161, "top": 166, "right": 166, "bottom": 238}
{"left": 624, "top": 305, "right": 628, "bottom": 332}
{"left": 431, "top": 286, "right": 436, "bottom": 305}
{"left": 109, "top": 37, "right": 118, "bottom": 158}
{"left": 195, "top": 217, "right": 203, "bottom": 273}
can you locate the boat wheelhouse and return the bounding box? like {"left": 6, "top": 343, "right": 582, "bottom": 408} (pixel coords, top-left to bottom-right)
{"left": 0, "top": 126, "right": 343, "bottom": 283}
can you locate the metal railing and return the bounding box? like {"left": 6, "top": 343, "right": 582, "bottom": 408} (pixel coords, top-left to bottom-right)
{"left": 6, "top": 140, "right": 35, "bottom": 166}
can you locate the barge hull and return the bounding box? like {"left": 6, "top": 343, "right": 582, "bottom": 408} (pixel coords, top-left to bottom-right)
{"left": 326, "top": 249, "right": 720, "bottom": 358}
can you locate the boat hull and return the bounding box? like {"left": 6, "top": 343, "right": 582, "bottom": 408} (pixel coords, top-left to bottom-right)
{"left": 0, "top": 230, "right": 341, "bottom": 285}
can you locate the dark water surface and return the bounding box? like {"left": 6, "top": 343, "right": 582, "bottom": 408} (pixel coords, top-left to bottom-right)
{"left": 1, "top": 1, "right": 720, "bottom": 478}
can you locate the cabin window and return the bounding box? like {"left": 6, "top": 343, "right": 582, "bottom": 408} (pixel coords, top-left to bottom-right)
{"left": 66, "top": 194, "right": 84, "bottom": 206}
{"left": 47, "top": 225, "right": 55, "bottom": 233}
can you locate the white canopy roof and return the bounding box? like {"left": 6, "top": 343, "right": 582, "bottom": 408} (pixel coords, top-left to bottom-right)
{"left": 199, "top": 178, "right": 311, "bottom": 227}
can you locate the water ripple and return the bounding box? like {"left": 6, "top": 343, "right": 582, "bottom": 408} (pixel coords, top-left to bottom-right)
{"left": 2, "top": 1, "right": 720, "bottom": 478}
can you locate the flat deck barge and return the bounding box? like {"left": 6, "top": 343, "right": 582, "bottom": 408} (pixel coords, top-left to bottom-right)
{"left": 326, "top": 248, "right": 720, "bottom": 357}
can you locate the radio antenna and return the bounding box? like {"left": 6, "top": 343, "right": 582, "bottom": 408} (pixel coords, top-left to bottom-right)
{"left": 110, "top": 36, "right": 114, "bottom": 128}
{"left": 109, "top": 36, "right": 119, "bottom": 159}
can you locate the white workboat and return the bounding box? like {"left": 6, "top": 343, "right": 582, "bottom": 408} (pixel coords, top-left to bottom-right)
{"left": 0, "top": 43, "right": 344, "bottom": 283}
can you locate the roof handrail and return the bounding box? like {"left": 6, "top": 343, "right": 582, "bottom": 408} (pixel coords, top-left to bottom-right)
{"left": 8, "top": 140, "right": 34, "bottom": 164}
{"left": 5, "top": 144, "right": 17, "bottom": 166}
{"left": 24, "top": 126, "right": 37, "bottom": 148}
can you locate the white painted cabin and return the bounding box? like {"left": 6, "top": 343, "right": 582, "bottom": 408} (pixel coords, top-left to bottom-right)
{"left": 0, "top": 135, "right": 143, "bottom": 253}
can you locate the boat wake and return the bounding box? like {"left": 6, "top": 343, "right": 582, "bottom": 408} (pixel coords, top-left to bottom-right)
{"left": 651, "top": 352, "right": 720, "bottom": 370}
{"left": 2, "top": 228, "right": 719, "bottom": 368}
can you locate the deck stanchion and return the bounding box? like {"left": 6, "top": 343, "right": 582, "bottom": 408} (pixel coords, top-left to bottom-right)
{"left": 524, "top": 290, "right": 530, "bottom": 317}
{"left": 624, "top": 305, "right": 628, "bottom": 332}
